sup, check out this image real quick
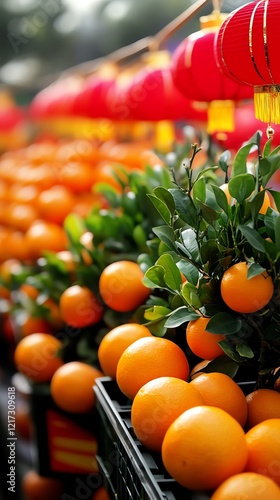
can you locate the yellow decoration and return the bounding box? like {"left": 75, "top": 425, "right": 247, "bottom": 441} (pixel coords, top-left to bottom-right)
{"left": 254, "top": 85, "right": 280, "bottom": 126}
{"left": 207, "top": 100, "right": 235, "bottom": 134}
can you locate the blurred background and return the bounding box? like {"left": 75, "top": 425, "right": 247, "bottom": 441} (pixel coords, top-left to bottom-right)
{"left": 0, "top": 0, "right": 249, "bottom": 104}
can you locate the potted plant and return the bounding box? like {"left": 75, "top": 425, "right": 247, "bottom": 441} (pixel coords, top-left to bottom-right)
{"left": 140, "top": 130, "right": 280, "bottom": 389}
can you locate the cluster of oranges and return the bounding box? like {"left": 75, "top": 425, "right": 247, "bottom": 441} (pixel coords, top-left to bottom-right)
{"left": 0, "top": 137, "right": 162, "bottom": 264}
{"left": 97, "top": 322, "right": 280, "bottom": 498}
{"left": 1, "top": 133, "right": 280, "bottom": 500}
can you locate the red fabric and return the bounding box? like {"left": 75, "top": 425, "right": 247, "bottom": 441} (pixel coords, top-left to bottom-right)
{"left": 171, "top": 30, "right": 253, "bottom": 102}
{"left": 215, "top": 0, "right": 280, "bottom": 86}
{"left": 111, "top": 66, "right": 208, "bottom": 122}
{"left": 71, "top": 75, "right": 116, "bottom": 118}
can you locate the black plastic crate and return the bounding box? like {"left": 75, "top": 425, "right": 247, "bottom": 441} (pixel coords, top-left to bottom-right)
{"left": 94, "top": 376, "right": 210, "bottom": 500}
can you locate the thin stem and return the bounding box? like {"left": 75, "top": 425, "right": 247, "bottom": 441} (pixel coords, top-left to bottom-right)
{"left": 150, "top": 0, "right": 212, "bottom": 51}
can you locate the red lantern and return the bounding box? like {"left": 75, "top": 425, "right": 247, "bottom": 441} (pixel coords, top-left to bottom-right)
{"left": 171, "top": 12, "right": 253, "bottom": 134}
{"left": 72, "top": 74, "right": 116, "bottom": 119}
{"left": 107, "top": 64, "right": 208, "bottom": 123}
{"left": 29, "top": 78, "right": 84, "bottom": 120}
{"left": 215, "top": 0, "right": 280, "bottom": 128}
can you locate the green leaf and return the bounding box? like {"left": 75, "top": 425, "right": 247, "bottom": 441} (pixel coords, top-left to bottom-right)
{"left": 156, "top": 253, "right": 182, "bottom": 292}
{"left": 247, "top": 262, "right": 266, "bottom": 279}
{"left": 192, "top": 177, "right": 206, "bottom": 204}
{"left": 269, "top": 189, "right": 280, "bottom": 212}
{"left": 211, "top": 184, "right": 229, "bottom": 214}
{"left": 275, "top": 215, "right": 280, "bottom": 250}
{"left": 206, "top": 312, "right": 242, "bottom": 335}
{"left": 235, "top": 342, "right": 255, "bottom": 358}
{"left": 64, "top": 213, "right": 85, "bottom": 245}
{"left": 218, "top": 340, "right": 245, "bottom": 363}
{"left": 238, "top": 225, "right": 266, "bottom": 253}
{"left": 144, "top": 305, "right": 171, "bottom": 321}
{"left": 176, "top": 259, "right": 199, "bottom": 285}
{"left": 169, "top": 188, "right": 198, "bottom": 228}
{"left": 181, "top": 283, "right": 202, "bottom": 309}
{"left": 228, "top": 174, "right": 255, "bottom": 203}
{"left": 153, "top": 186, "right": 175, "bottom": 213}
{"left": 232, "top": 136, "right": 260, "bottom": 176}
{"left": 147, "top": 194, "right": 171, "bottom": 225}
{"left": 193, "top": 355, "right": 239, "bottom": 378}
{"left": 164, "top": 307, "right": 200, "bottom": 328}
{"left": 248, "top": 190, "right": 265, "bottom": 221}
{"left": 146, "top": 317, "right": 167, "bottom": 337}
{"left": 218, "top": 150, "right": 231, "bottom": 173}
{"left": 260, "top": 155, "right": 280, "bottom": 187}
{"left": 152, "top": 225, "right": 176, "bottom": 251}
{"left": 200, "top": 240, "right": 220, "bottom": 267}
{"left": 198, "top": 201, "right": 220, "bottom": 226}
{"left": 262, "top": 138, "right": 272, "bottom": 157}
{"left": 143, "top": 265, "right": 166, "bottom": 288}
{"left": 180, "top": 228, "right": 200, "bottom": 262}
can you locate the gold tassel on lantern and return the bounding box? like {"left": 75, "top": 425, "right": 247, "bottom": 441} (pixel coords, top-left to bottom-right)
{"left": 206, "top": 99, "right": 235, "bottom": 134}
{"left": 254, "top": 85, "right": 280, "bottom": 126}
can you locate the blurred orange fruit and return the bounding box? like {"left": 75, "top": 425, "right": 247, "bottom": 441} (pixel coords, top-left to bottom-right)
{"left": 246, "top": 388, "right": 280, "bottom": 429}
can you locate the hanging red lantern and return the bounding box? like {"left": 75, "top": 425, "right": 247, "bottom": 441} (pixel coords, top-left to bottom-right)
{"left": 72, "top": 74, "right": 116, "bottom": 119}
{"left": 29, "top": 78, "right": 84, "bottom": 120}
{"left": 108, "top": 64, "right": 208, "bottom": 123}
{"left": 215, "top": 0, "right": 280, "bottom": 131}
{"left": 170, "top": 11, "right": 253, "bottom": 134}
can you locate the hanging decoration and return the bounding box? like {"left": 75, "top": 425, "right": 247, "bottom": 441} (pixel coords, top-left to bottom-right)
{"left": 215, "top": 0, "right": 280, "bottom": 137}
{"left": 170, "top": 8, "right": 254, "bottom": 134}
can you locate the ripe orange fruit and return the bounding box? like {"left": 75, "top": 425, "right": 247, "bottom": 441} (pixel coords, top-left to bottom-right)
{"left": 259, "top": 189, "right": 272, "bottom": 215}
{"left": 59, "top": 285, "right": 104, "bottom": 328}
{"left": 25, "top": 220, "right": 68, "bottom": 260}
{"left": 116, "top": 336, "right": 190, "bottom": 400}
{"left": 186, "top": 317, "right": 225, "bottom": 360}
{"left": 211, "top": 472, "right": 280, "bottom": 500}
{"left": 190, "top": 372, "right": 248, "bottom": 427}
{"left": 99, "top": 260, "right": 151, "bottom": 312}
{"left": 219, "top": 183, "right": 232, "bottom": 204}
{"left": 246, "top": 388, "right": 280, "bottom": 429}
{"left": 98, "top": 323, "right": 152, "bottom": 379}
{"left": 7, "top": 203, "right": 39, "bottom": 232}
{"left": 245, "top": 418, "right": 280, "bottom": 487}
{"left": 22, "top": 469, "right": 64, "bottom": 500}
{"left": 131, "top": 376, "right": 203, "bottom": 452}
{"left": 14, "top": 333, "right": 63, "bottom": 382}
{"left": 19, "top": 314, "right": 52, "bottom": 337}
{"left": 162, "top": 405, "right": 248, "bottom": 491}
{"left": 220, "top": 262, "right": 274, "bottom": 314}
{"left": 59, "top": 161, "right": 95, "bottom": 193}
{"left": 50, "top": 361, "right": 103, "bottom": 413}
{"left": 37, "top": 185, "right": 75, "bottom": 225}
{"left": 218, "top": 184, "right": 272, "bottom": 215}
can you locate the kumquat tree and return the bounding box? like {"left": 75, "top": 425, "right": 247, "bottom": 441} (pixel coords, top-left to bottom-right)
{"left": 141, "top": 131, "right": 280, "bottom": 389}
